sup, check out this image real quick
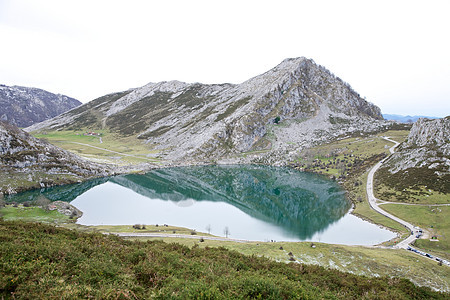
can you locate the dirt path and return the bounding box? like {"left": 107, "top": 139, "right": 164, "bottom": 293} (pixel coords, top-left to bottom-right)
{"left": 108, "top": 232, "right": 252, "bottom": 243}
{"left": 70, "top": 141, "right": 156, "bottom": 163}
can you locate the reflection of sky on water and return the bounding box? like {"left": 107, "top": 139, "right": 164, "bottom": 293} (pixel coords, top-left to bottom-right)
{"left": 72, "top": 181, "right": 396, "bottom": 245}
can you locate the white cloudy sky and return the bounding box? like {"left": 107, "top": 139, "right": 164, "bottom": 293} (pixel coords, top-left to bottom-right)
{"left": 1, "top": 0, "right": 449, "bottom": 117}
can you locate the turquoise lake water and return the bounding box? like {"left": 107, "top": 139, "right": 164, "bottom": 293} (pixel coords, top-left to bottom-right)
{"left": 7, "top": 165, "right": 396, "bottom": 244}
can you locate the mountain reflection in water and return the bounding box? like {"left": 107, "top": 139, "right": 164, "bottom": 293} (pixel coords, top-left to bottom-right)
{"left": 107, "top": 165, "right": 350, "bottom": 239}
{"left": 6, "top": 165, "right": 396, "bottom": 243}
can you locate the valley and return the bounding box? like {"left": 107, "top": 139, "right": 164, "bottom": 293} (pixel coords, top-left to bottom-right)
{"left": 1, "top": 57, "right": 449, "bottom": 296}
{"left": 3, "top": 126, "right": 449, "bottom": 292}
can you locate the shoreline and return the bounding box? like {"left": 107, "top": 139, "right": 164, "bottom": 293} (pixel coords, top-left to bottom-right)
{"left": 2, "top": 161, "right": 400, "bottom": 247}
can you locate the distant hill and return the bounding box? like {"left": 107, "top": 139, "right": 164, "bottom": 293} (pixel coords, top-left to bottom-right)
{"left": 383, "top": 114, "right": 439, "bottom": 123}
{"left": 0, "top": 84, "right": 81, "bottom": 127}
{"left": 27, "top": 57, "right": 389, "bottom": 166}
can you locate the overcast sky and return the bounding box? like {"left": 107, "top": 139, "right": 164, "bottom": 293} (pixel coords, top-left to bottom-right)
{"left": 1, "top": 0, "right": 449, "bottom": 117}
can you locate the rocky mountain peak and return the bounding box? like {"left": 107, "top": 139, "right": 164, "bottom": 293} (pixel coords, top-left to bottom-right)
{"left": 26, "top": 57, "right": 387, "bottom": 165}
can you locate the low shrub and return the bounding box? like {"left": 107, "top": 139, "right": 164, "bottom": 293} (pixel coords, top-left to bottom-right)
{"left": 0, "top": 220, "right": 446, "bottom": 299}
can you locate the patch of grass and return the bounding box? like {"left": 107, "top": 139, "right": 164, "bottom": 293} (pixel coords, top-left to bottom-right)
{"left": 215, "top": 96, "right": 252, "bottom": 122}
{"left": 375, "top": 184, "right": 449, "bottom": 204}
{"left": 83, "top": 224, "right": 208, "bottom": 236}
{"left": 352, "top": 173, "right": 409, "bottom": 243}
{"left": 0, "top": 220, "right": 446, "bottom": 298}
{"left": 381, "top": 204, "right": 450, "bottom": 260}
{"left": 0, "top": 206, "right": 70, "bottom": 223}
{"left": 295, "top": 132, "right": 403, "bottom": 179}
{"left": 33, "top": 130, "right": 161, "bottom": 165}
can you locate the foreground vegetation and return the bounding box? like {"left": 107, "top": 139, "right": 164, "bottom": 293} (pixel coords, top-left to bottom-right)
{"left": 1, "top": 204, "right": 449, "bottom": 294}
{"left": 0, "top": 206, "right": 71, "bottom": 224}
{"left": 1, "top": 220, "right": 447, "bottom": 299}
{"left": 128, "top": 235, "right": 450, "bottom": 292}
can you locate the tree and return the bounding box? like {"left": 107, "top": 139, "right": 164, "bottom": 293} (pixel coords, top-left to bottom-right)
{"left": 205, "top": 224, "right": 211, "bottom": 234}
{"left": 224, "top": 226, "right": 230, "bottom": 238}
{"left": 274, "top": 116, "right": 281, "bottom": 124}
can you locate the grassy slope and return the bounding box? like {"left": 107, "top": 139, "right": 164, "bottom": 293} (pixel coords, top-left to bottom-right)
{"left": 1, "top": 206, "right": 448, "bottom": 292}
{"left": 0, "top": 206, "right": 71, "bottom": 223}
{"left": 381, "top": 204, "right": 450, "bottom": 260}
{"left": 33, "top": 130, "right": 161, "bottom": 165}
{"left": 297, "top": 130, "right": 412, "bottom": 234}
{"left": 137, "top": 237, "right": 450, "bottom": 292}
{"left": 375, "top": 185, "right": 449, "bottom": 204}
{"left": 296, "top": 128, "right": 449, "bottom": 277}
{"left": 1, "top": 220, "right": 447, "bottom": 299}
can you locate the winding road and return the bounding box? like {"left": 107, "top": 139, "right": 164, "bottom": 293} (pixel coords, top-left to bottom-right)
{"left": 366, "top": 137, "right": 418, "bottom": 249}
{"left": 366, "top": 137, "right": 449, "bottom": 266}
{"left": 104, "top": 136, "right": 448, "bottom": 265}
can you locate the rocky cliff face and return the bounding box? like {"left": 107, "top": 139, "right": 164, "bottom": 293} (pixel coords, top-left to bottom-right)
{"left": 26, "top": 57, "right": 387, "bottom": 165}
{"left": 377, "top": 117, "right": 450, "bottom": 194}
{"left": 0, "top": 121, "right": 113, "bottom": 194}
{"left": 0, "top": 84, "right": 81, "bottom": 127}
{"left": 387, "top": 117, "right": 450, "bottom": 173}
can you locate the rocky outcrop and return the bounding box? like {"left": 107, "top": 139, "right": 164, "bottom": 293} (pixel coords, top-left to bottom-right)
{"left": 0, "top": 121, "right": 114, "bottom": 194}
{"left": 26, "top": 57, "right": 387, "bottom": 165}
{"left": 0, "top": 84, "right": 81, "bottom": 127}
{"left": 386, "top": 117, "right": 450, "bottom": 174}
{"left": 377, "top": 117, "right": 450, "bottom": 194}
{"left": 406, "top": 117, "right": 450, "bottom": 150}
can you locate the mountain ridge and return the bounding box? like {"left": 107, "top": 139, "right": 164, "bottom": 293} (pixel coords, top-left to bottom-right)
{"left": 383, "top": 114, "right": 439, "bottom": 123}
{"left": 26, "top": 57, "right": 388, "bottom": 165}
{"left": 0, "top": 84, "right": 81, "bottom": 127}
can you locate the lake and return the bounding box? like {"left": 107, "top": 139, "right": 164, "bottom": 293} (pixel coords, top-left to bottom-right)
{"left": 7, "top": 165, "right": 396, "bottom": 244}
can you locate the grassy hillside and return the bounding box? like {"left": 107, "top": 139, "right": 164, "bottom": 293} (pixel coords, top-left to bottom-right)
{"left": 295, "top": 130, "right": 411, "bottom": 235}
{"left": 33, "top": 130, "right": 160, "bottom": 165}
{"left": 1, "top": 219, "right": 447, "bottom": 299}
{"left": 381, "top": 204, "right": 450, "bottom": 260}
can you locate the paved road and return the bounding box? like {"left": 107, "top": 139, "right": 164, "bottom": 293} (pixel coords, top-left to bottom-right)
{"left": 366, "top": 137, "right": 419, "bottom": 249}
